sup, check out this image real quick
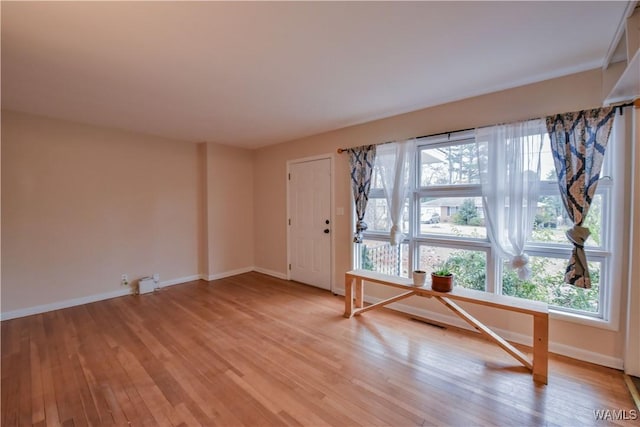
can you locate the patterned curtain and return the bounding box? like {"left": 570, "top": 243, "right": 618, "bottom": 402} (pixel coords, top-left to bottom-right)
{"left": 546, "top": 107, "right": 615, "bottom": 288}
{"left": 348, "top": 145, "right": 377, "bottom": 243}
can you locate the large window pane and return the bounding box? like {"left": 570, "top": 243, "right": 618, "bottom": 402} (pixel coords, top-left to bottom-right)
{"left": 363, "top": 198, "right": 390, "bottom": 232}
{"left": 370, "top": 167, "right": 384, "bottom": 190}
{"left": 357, "top": 127, "right": 613, "bottom": 320}
{"left": 502, "top": 257, "right": 600, "bottom": 314}
{"left": 420, "top": 197, "right": 486, "bottom": 239}
{"left": 418, "top": 245, "right": 486, "bottom": 291}
{"left": 363, "top": 198, "right": 409, "bottom": 233}
{"left": 531, "top": 194, "right": 602, "bottom": 247}
{"left": 361, "top": 240, "right": 409, "bottom": 277}
{"left": 539, "top": 136, "right": 556, "bottom": 181}
{"left": 419, "top": 142, "right": 479, "bottom": 186}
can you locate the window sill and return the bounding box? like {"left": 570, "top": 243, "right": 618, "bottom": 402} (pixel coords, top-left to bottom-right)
{"left": 549, "top": 308, "right": 618, "bottom": 331}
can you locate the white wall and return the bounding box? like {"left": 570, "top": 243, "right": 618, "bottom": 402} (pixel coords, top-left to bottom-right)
{"left": 625, "top": 105, "right": 640, "bottom": 375}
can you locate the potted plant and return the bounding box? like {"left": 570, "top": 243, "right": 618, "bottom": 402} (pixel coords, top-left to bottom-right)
{"left": 431, "top": 264, "right": 453, "bottom": 292}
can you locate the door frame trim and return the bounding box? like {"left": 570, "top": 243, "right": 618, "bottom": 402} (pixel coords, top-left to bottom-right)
{"left": 286, "top": 153, "right": 335, "bottom": 292}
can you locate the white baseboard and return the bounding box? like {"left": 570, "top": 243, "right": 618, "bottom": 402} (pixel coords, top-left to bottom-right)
{"left": 253, "top": 267, "right": 288, "bottom": 280}
{"left": 0, "top": 288, "right": 131, "bottom": 321}
{"left": 1, "top": 274, "right": 203, "bottom": 321}
{"left": 548, "top": 341, "right": 623, "bottom": 370}
{"left": 333, "top": 288, "right": 623, "bottom": 370}
{"left": 202, "top": 266, "right": 255, "bottom": 281}
{"left": 159, "top": 274, "right": 202, "bottom": 288}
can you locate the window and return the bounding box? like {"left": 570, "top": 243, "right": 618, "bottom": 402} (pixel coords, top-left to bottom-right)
{"left": 357, "top": 127, "right": 623, "bottom": 321}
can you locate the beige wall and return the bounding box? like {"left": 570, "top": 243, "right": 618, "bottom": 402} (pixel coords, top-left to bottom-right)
{"left": 1, "top": 111, "right": 200, "bottom": 313}
{"left": 204, "top": 142, "right": 254, "bottom": 277}
{"left": 253, "top": 68, "right": 630, "bottom": 367}
{"left": 197, "top": 143, "right": 209, "bottom": 278}
{"left": 1, "top": 112, "right": 257, "bottom": 314}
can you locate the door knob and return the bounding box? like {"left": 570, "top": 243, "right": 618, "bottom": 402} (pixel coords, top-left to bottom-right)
{"left": 324, "top": 229, "right": 330, "bottom": 234}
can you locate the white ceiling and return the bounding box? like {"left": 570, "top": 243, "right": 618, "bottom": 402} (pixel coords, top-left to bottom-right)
{"left": 1, "top": 1, "right": 630, "bottom": 148}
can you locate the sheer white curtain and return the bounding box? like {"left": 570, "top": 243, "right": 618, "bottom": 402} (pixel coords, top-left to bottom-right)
{"left": 377, "top": 139, "right": 416, "bottom": 246}
{"left": 476, "top": 120, "right": 545, "bottom": 279}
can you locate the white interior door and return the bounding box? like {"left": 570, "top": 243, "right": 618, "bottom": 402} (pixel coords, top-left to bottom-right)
{"left": 289, "top": 158, "right": 331, "bottom": 290}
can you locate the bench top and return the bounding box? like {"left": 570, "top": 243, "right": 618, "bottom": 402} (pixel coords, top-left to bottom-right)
{"left": 346, "top": 269, "right": 548, "bottom": 316}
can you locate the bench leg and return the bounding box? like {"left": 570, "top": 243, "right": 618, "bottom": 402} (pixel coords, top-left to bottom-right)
{"left": 344, "top": 275, "right": 354, "bottom": 318}
{"left": 533, "top": 314, "right": 549, "bottom": 384}
{"left": 355, "top": 277, "right": 364, "bottom": 309}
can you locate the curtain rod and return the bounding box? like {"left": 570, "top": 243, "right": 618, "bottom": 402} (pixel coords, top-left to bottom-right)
{"left": 336, "top": 127, "right": 473, "bottom": 154}
{"left": 336, "top": 101, "right": 636, "bottom": 154}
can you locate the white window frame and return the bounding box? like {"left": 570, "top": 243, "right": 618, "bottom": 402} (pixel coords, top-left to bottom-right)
{"left": 355, "top": 121, "right": 627, "bottom": 330}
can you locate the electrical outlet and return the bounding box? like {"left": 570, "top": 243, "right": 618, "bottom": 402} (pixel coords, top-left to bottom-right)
{"left": 152, "top": 273, "right": 160, "bottom": 282}
{"left": 121, "top": 274, "right": 129, "bottom": 286}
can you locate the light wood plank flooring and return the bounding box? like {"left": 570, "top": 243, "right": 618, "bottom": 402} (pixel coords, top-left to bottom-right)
{"left": 2, "top": 272, "right": 637, "bottom": 426}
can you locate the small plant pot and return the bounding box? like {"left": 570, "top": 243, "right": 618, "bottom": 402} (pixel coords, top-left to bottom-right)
{"left": 412, "top": 270, "right": 427, "bottom": 287}
{"left": 431, "top": 273, "right": 453, "bottom": 292}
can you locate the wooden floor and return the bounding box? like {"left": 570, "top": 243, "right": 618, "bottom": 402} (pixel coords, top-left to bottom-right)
{"left": 2, "top": 272, "right": 637, "bottom": 426}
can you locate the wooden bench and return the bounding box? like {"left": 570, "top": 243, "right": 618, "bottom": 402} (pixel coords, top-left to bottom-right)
{"left": 344, "top": 269, "right": 549, "bottom": 384}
